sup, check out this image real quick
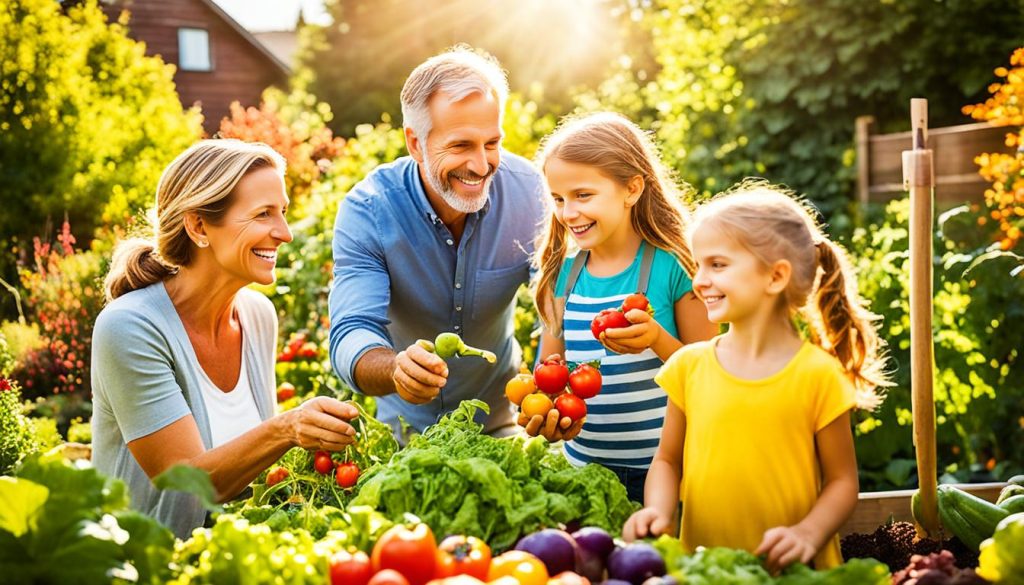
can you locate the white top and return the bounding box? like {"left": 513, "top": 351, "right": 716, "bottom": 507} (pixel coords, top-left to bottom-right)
{"left": 196, "top": 342, "right": 262, "bottom": 448}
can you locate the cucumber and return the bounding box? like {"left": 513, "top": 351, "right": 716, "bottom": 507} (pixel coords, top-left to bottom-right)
{"left": 998, "top": 494, "right": 1024, "bottom": 514}
{"left": 996, "top": 483, "right": 1024, "bottom": 504}
{"left": 936, "top": 484, "right": 1010, "bottom": 550}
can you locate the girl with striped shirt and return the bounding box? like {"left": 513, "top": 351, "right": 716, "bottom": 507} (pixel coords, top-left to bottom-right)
{"left": 524, "top": 112, "right": 717, "bottom": 502}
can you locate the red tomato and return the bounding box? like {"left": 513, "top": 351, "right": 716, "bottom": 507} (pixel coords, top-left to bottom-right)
{"left": 567, "top": 364, "right": 602, "bottom": 400}
{"left": 620, "top": 293, "right": 650, "bottom": 314}
{"left": 336, "top": 461, "right": 360, "bottom": 488}
{"left": 368, "top": 569, "right": 411, "bottom": 585}
{"left": 590, "top": 309, "right": 630, "bottom": 339}
{"left": 554, "top": 393, "right": 587, "bottom": 422}
{"left": 371, "top": 523, "right": 438, "bottom": 585}
{"left": 330, "top": 549, "right": 373, "bottom": 585}
{"left": 435, "top": 535, "right": 492, "bottom": 580}
{"left": 266, "top": 466, "right": 289, "bottom": 487}
{"left": 276, "top": 382, "right": 296, "bottom": 402}
{"left": 314, "top": 451, "right": 334, "bottom": 475}
{"left": 534, "top": 359, "right": 570, "bottom": 395}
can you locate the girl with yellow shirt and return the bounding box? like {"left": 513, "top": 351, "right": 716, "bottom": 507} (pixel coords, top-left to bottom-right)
{"left": 623, "top": 183, "right": 889, "bottom": 572}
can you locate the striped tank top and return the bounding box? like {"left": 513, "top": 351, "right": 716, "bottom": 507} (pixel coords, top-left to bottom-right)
{"left": 555, "top": 242, "right": 692, "bottom": 468}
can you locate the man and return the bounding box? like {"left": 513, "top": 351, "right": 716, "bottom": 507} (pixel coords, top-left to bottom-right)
{"left": 328, "top": 46, "right": 546, "bottom": 439}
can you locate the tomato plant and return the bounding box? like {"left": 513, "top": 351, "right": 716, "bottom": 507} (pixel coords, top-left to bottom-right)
{"left": 314, "top": 450, "right": 334, "bottom": 475}
{"left": 590, "top": 309, "right": 630, "bottom": 339}
{"left": 336, "top": 461, "right": 360, "bottom": 488}
{"left": 534, "top": 357, "right": 569, "bottom": 395}
{"left": 435, "top": 535, "right": 491, "bottom": 580}
{"left": 554, "top": 393, "right": 587, "bottom": 422}
{"left": 371, "top": 522, "right": 438, "bottom": 585}
{"left": 567, "top": 364, "right": 601, "bottom": 400}
{"left": 331, "top": 549, "right": 373, "bottom": 585}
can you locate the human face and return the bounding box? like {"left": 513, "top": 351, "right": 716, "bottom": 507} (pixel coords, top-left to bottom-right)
{"left": 411, "top": 91, "right": 502, "bottom": 216}
{"left": 690, "top": 221, "right": 774, "bottom": 324}
{"left": 204, "top": 166, "right": 292, "bottom": 287}
{"left": 545, "top": 157, "right": 639, "bottom": 254}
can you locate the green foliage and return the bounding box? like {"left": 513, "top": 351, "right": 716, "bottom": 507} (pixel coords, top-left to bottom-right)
{"left": 0, "top": 453, "right": 175, "bottom": 584}
{"left": 601, "top": 0, "right": 1024, "bottom": 221}
{"left": 0, "top": 378, "right": 33, "bottom": 475}
{"left": 849, "top": 199, "right": 1024, "bottom": 490}
{"left": 0, "top": 0, "right": 201, "bottom": 260}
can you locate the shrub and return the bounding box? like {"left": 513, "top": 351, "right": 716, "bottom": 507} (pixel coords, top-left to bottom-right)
{"left": 0, "top": 376, "right": 60, "bottom": 475}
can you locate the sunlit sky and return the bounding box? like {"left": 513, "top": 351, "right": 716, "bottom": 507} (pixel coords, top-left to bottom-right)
{"left": 212, "top": 0, "right": 331, "bottom": 31}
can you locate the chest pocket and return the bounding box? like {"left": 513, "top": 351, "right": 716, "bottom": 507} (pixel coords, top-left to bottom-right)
{"left": 472, "top": 265, "right": 526, "bottom": 321}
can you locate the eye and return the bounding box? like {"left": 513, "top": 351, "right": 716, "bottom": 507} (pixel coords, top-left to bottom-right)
{"left": 551, "top": 196, "right": 564, "bottom": 205}
{"left": 576, "top": 192, "right": 592, "bottom": 200}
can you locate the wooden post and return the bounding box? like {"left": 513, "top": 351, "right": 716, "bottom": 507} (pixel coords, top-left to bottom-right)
{"left": 856, "top": 115, "right": 875, "bottom": 206}
{"left": 902, "top": 98, "right": 939, "bottom": 535}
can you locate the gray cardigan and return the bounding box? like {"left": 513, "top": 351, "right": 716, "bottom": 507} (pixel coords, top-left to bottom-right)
{"left": 90, "top": 282, "right": 277, "bottom": 538}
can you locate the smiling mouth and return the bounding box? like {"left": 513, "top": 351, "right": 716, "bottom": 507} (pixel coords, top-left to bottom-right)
{"left": 252, "top": 249, "right": 277, "bottom": 263}
{"left": 451, "top": 174, "right": 486, "bottom": 187}
{"left": 569, "top": 222, "right": 595, "bottom": 235}
{"left": 703, "top": 294, "right": 723, "bottom": 306}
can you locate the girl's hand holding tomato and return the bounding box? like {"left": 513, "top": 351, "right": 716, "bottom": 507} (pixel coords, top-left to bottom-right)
{"left": 518, "top": 406, "right": 585, "bottom": 442}
{"left": 599, "top": 309, "right": 662, "bottom": 355}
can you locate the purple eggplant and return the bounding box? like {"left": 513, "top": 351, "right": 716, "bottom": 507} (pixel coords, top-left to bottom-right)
{"left": 606, "top": 543, "right": 666, "bottom": 585}
{"left": 515, "top": 528, "right": 578, "bottom": 576}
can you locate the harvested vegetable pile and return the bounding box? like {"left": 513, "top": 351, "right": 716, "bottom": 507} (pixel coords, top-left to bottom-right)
{"left": 351, "top": 399, "right": 638, "bottom": 550}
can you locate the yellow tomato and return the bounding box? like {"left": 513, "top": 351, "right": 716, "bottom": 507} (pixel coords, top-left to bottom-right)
{"left": 520, "top": 393, "right": 553, "bottom": 419}
{"left": 487, "top": 551, "right": 548, "bottom": 585}
{"left": 505, "top": 373, "right": 536, "bottom": 406}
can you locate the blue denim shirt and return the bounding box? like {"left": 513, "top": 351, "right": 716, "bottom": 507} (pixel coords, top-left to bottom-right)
{"left": 328, "top": 151, "right": 545, "bottom": 437}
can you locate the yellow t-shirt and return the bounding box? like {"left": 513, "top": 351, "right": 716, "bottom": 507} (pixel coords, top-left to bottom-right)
{"left": 654, "top": 337, "right": 856, "bottom": 569}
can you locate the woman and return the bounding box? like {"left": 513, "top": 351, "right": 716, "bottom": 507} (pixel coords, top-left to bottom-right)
{"left": 91, "top": 139, "right": 358, "bottom": 538}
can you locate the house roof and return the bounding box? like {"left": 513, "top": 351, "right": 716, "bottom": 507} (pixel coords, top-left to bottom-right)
{"left": 197, "top": 0, "right": 291, "bottom": 77}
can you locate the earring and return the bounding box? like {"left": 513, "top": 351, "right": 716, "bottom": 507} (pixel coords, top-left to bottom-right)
{"left": 197, "top": 239, "right": 209, "bottom": 248}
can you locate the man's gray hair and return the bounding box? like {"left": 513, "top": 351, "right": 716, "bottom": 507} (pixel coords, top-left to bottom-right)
{"left": 400, "top": 45, "right": 509, "bottom": 143}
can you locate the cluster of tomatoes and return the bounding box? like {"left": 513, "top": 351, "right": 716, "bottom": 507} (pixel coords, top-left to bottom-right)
{"left": 277, "top": 331, "right": 320, "bottom": 363}
{"left": 589, "top": 293, "right": 652, "bottom": 339}
{"left": 266, "top": 450, "right": 361, "bottom": 490}
{"left": 505, "top": 357, "right": 602, "bottom": 425}
{"left": 330, "top": 522, "right": 586, "bottom": 585}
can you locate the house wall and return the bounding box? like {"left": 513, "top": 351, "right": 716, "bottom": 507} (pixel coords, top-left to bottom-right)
{"left": 104, "top": 0, "right": 287, "bottom": 133}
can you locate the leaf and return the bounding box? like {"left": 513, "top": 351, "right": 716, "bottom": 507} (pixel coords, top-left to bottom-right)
{"left": 0, "top": 477, "right": 49, "bottom": 537}
{"left": 153, "top": 464, "right": 222, "bottom": 513}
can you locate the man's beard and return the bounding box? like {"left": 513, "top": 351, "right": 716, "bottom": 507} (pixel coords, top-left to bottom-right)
{"left": 424, "top": 153, "right": 494, "bottom": 214}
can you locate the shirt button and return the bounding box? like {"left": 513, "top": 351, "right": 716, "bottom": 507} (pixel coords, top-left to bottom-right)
{"left": 446, "top": 238, "right": 454, "bottom": 246}
{"left": 455, "top": 282, "right": 462, "bottom": 289}
{"left": 456, "top": 306, "right": 462, "bottom": 312}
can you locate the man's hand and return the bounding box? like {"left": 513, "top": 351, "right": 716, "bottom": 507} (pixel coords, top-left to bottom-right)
{"left": 755, "top": 525, "right": 819, "bottom": 574}
{"left": 601, "top": 309, "right": 661, "bottom": 354}
{"left": 392, "top": 342, "right": 448, "bottom": 404}
{"left": 518, "top": 407, "right": 585, "bottom": 442}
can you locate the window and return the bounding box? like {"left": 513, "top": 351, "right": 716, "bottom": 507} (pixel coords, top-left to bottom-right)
{"left": 178, "top": 28, "right": 212, "bottom": 71}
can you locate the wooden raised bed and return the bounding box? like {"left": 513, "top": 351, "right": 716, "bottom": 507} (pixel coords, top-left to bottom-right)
{"left": 840, "top": 482, "right": 1006, "bottom": 536}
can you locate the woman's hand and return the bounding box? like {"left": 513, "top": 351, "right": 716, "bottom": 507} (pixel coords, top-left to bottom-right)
{"left": 601, "top": 309, "right": 662, "bottom": 354}
{"left": 287, "top": 397, "right": 358, "bottom": 451}
{"left": 622, "top": 507, "right": 673, "bottom": 541}
{"left": 518, "top": 408, "right": 585, "bottom": 442}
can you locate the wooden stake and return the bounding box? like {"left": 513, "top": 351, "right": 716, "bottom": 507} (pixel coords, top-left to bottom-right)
{"left": 903, "top": 98, "right": 939, "bottom": 535}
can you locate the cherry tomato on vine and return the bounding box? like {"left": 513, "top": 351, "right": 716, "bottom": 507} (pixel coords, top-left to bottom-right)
{"left": 314, "top": 450, "right": 334, "bottom": 475}
{"left": 336, "top": 461, "right": 360, "bottom": 488}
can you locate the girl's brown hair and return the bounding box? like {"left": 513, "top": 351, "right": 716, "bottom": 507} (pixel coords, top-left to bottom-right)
{"left": 104, "top": 139, "right": 285, "bottom": 301}
{"left": 691, "top": 181, "right": 890, "bottom": 408}
{"left": 532, "top": 112, "right": 697, "bottom": 336}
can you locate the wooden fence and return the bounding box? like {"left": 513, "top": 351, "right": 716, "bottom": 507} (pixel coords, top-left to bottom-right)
{"left": 855, "top": 117, "right": 1015, "bottom": 208}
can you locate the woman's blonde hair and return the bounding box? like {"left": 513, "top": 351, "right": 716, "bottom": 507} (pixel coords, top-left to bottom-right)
{"left": 690, "top": 181, "right": 890, "bottom": 408}
{"left": 532, "top": 112, "right": 696, "bottom": 336}
{"left": 104, "top": 139, "right": 286, "bottom": 301}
